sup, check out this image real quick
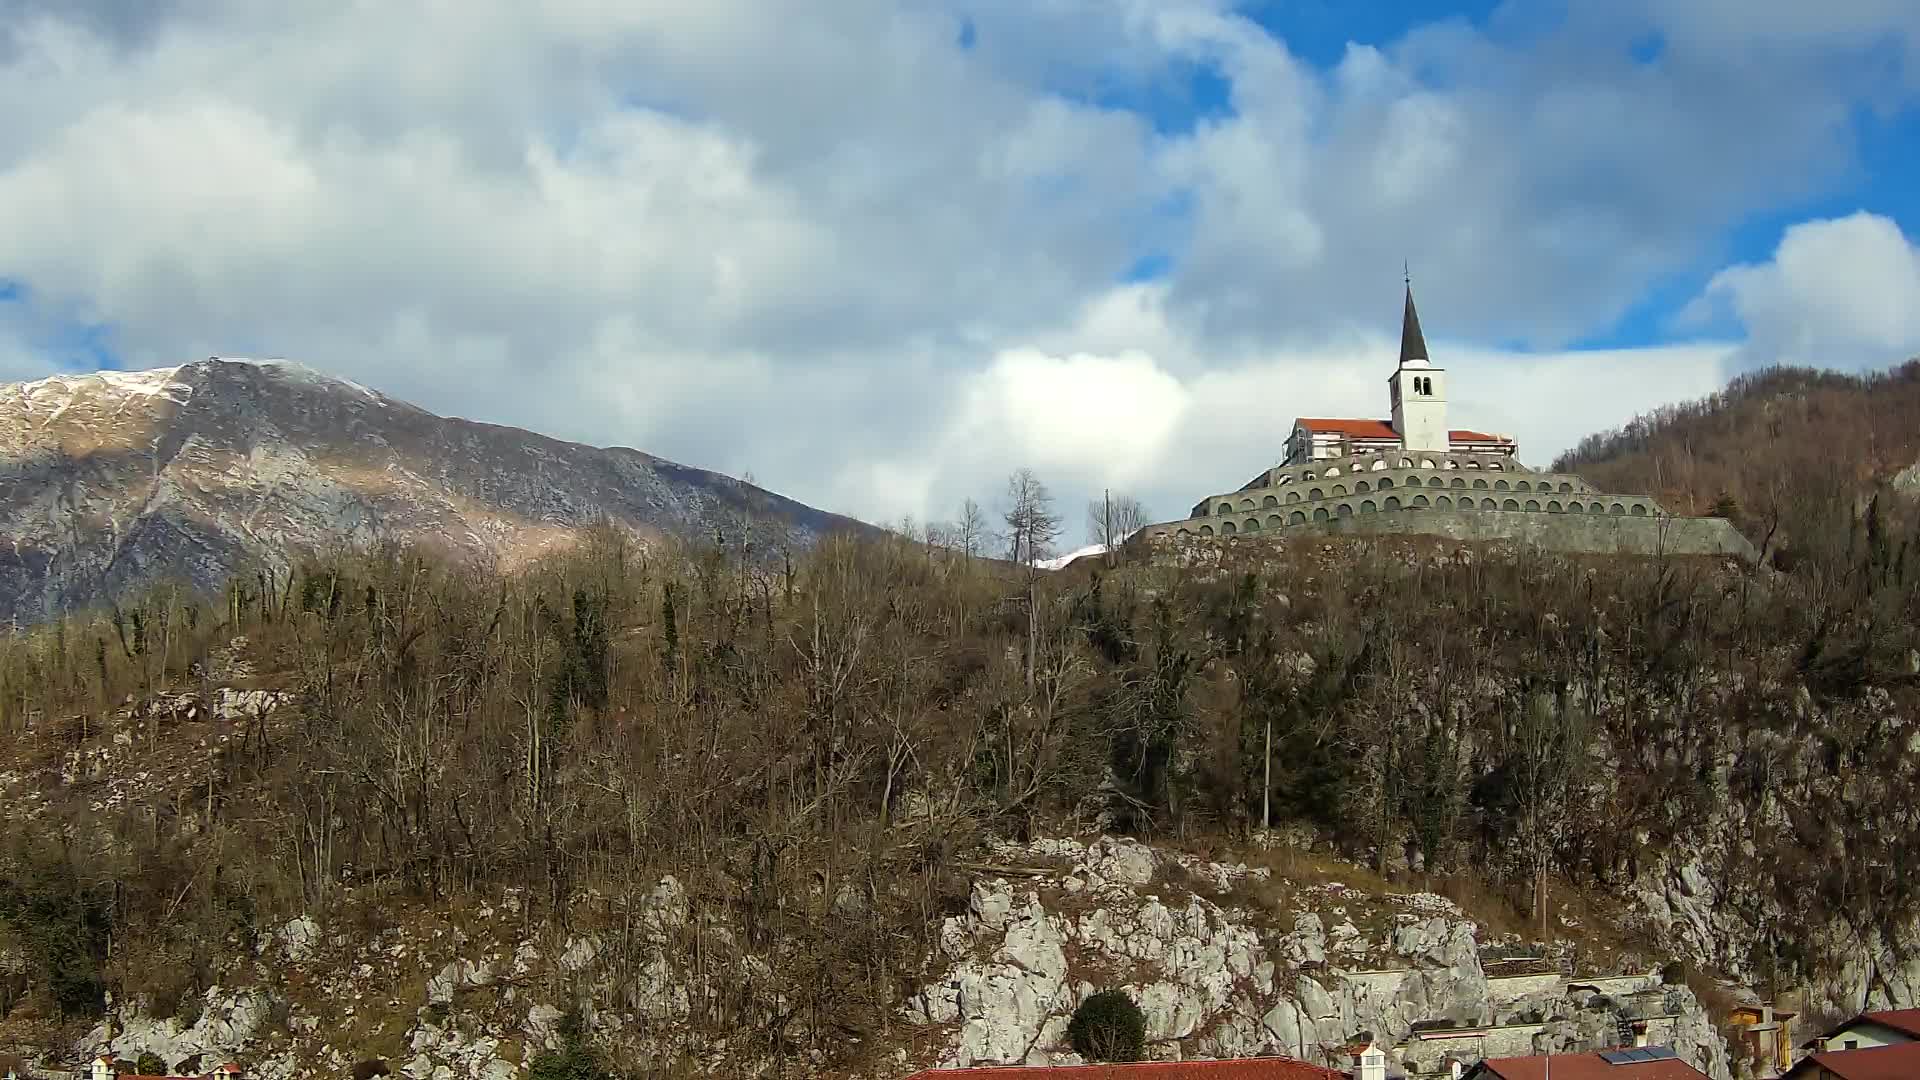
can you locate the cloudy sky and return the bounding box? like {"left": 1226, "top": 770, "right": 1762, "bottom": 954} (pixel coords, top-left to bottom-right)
{"left": 3, "top": 1, "right": 1919, "bottom": 539}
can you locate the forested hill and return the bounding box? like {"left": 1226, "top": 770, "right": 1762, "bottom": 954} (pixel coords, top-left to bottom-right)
{"left": 1553, "top": 360, "right": 1920, "bottom": 558}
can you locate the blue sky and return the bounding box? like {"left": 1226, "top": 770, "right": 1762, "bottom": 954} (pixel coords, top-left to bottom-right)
{"left": 2, "top": 1, "right": 1920, "bottom": 530}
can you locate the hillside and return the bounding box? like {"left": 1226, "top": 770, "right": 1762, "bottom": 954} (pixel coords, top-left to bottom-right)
{"left": 0, "top": 358, "right": 870, "bottom": 626}
{"left": 0, "top": 508, "right": 1915, "bottom": 1078}
{"left": 1553, "top": 360, "right": 1920, "bottom": 560}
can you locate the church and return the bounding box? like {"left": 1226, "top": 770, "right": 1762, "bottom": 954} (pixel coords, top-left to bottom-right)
{"left": 1280, "top": 284, "right": 1515, "bottom": 466}
{"left": 1133, "top": 286, "right": 1756, "bottom": 560}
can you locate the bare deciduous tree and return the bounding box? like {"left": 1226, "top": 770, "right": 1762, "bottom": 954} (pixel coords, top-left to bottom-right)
{"left": 1003, "top": 469, "right": 1061, "bottom": 693}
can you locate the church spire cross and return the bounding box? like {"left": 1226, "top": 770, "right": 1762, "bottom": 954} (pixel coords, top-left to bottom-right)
{"left": 1399, "top": 279, "right": 1429, "bottom": 365}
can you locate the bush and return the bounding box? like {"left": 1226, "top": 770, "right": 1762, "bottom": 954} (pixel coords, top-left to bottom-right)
{"left": 352, "top": 1061, "right": 392, "bottom": 1080}
{"left": 1068, "top": 989, "right": 1147, "bottom": 1063}
{"left": 136, "top": 1054, "right": 167, "bottom": 1076}
{"left": 1661, "top": 960, "right": 1685, "bottom": 985}
{"left": 528, "top": 1011, "right": 608, "bottom": 1080}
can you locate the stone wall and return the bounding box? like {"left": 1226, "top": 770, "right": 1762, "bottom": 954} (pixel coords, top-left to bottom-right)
{"left": 1487, "top": 973, "right": 1565, "bottom": 1007}
{"left": 1305, "top": 508, "right": 1755, "bottom": 559}
{"left": 1141, "top": 507, "right": 1755, "bottom": 561}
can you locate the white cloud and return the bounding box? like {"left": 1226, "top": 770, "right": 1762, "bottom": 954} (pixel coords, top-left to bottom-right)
{"left": 0, "top": 1, "right": 1913, "bottom": 536}
{"left": 1692, "top": 212, "right": 1920, "bottom": 370}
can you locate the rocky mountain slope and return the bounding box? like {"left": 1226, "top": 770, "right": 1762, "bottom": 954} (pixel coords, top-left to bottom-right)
{"left": 0, "top": 358, "right": 868, "bottom": 625}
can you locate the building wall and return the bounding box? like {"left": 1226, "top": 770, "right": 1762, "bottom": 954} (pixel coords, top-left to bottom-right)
{"left": 1818, "top": 1020, "right": 1915, "bottom": 1050}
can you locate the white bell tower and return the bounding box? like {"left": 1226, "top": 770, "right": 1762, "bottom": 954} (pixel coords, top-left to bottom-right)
{"left": 1388, "top": 279, "right": 1449, "bottom": 454}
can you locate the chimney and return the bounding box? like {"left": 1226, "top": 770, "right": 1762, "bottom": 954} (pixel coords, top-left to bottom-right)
{"left": 1352, "top": 1042, "right": 1387, "bottom": 1080}
{"left": 91, "top": 1058, "right": 115, "bottom": 1080}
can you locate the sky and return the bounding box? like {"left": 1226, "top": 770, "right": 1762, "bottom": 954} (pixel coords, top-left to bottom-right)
{"left": 3, "top": 1, "right": 1920, "bottom": 543}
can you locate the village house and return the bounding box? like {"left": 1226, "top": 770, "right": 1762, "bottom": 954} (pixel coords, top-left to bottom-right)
{"left": 1802, "top": 1009, "right": 1920, "bottom": 1053}
{"left": 1461, "top": 1046, "right": 1708, "bottom": 1079}
{"left": 1780, "top": 1039, "right": 1920, "bottom": 1079}
{"left": 900, "top": 1045, "right": 1363, "bottom": 1080}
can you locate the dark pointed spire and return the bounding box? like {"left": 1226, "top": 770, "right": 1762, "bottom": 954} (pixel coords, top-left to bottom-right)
{"left": 1399, "top": 278, "right": 1429, "bottom": 365}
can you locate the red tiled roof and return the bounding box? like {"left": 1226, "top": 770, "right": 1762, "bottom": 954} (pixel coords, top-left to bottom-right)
{"left": 1860, "top": 1009, "right": 1920, "bottom": 1038}
{"left": 1448, "top": 429, "right": 1514, "bottom": 444}
{"left": 1472, "top": 1052, "right": 1708, "bottom": 1080}
{"left": 1791, "top": 1041, "right": 1920, "bottom": 1079}
{"left": 1297, "top": 418, "right": 1399, "bottom": 438}
{"left": 902, "top": 1059, "right": 1342, "bottom": 1080}
{"left": 1293, "top": 418, "right": 1514, "bottom": 446}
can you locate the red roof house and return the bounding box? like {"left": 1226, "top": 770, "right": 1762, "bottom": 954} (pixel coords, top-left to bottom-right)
{"left": 1783, "top": 1040, "right": 1920, "bottom": 1078}
{"left": 1463, "top": 1047, "right": 1708, "bottom": 1080}
{"left": 900, "top": 1057, "right": 1344, "bottom": 1080}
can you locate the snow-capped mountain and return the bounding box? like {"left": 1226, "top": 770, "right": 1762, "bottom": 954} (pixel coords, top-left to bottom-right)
{"left": 0, "top": 358, "right": 868, "bottom": 624}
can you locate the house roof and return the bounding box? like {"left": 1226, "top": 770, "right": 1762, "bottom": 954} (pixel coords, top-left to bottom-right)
{"left": 1448, "top": 429, "right": 1515, "bottom": 444}
{"left": 900, "top": 1058, "right": 1343, "bottom": 1080}
{"left": 1297, "top": 418, "right": 1401, "bottom": 439}
{"left": 1786, "top": 1041, "right": 1920, "bottom": 1079}
{"left": 1292, "top": 418, "right": 1515, "bottom": 446}
{"left": 1469, "top": 1050, "right": 1708, "bottom": 1080}
{"left": 1859, "top": 1009, "right": 1920, "bottom": 1038}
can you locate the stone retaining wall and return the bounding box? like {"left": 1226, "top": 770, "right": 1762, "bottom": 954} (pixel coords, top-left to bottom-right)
{"left": 1141, "top": 507, "right": 1755, "bottom": 561}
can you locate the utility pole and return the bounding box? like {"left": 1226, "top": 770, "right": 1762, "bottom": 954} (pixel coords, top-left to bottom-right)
{"left": 1263, "top": 717, "right": 1272, "bottom": 832}
{"left": 1103, "top": 488, "right": 1114, "bottom": 567}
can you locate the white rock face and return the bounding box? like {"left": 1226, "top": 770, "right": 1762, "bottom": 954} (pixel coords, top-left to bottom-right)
{"left": 909, "top": 837, "right": 1734, "bottom": 1079}
{"left": 88, "top": 988, "right": 275, "bottom": 1074}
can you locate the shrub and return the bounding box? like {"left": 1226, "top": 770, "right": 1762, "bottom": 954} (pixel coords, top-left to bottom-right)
{"left": 1660, "top": 960, "right": 1684, "bottom": 985}
{"left": 1068, "top": 989, "right": 1147, "bottom": 1063}
{"left": 528, "top": 1010, "right": 608, "bottom": 1080}
{"left": 352, "top": 1061, "right": 391, "bottom": 1080}
{"left": 136, "top": 1054, "right": 167, "bottom": 1076}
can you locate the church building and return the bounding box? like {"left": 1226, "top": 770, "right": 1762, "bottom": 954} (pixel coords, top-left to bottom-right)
{"left": 1130, "top": 284, "right": 1757, "bottom": 560}
{"left": 1281, "top": 285, "right": 1515, "bottom": 465}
